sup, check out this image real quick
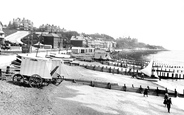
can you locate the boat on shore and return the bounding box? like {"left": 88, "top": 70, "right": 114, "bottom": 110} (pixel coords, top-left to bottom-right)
{"left": 136, "top": 60, "right": 159, "bottom": 82}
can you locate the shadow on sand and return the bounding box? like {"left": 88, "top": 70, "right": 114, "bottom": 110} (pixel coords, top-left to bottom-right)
{"left": 7, "top": 81, "right": 31, "bottom": 88}
{"left": 7, "top": 81, "right": 46, "bottom": 89}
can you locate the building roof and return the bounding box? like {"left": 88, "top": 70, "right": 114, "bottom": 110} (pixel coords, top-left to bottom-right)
{"left": 35, "top": 32, "right": 49, "bottom": 35}
{"left": 71, "top": 36, "right": 84, "bottom": 41}
{"left": 42, "top": 33, "right": 59, "bottom": 37}
{"left": 35, "top": 32, "right": 60, "bottom": 37}
{"left": 0, "top": 30, "right": 4, "bottom": 34}
{"left": 5, "top": 31, "right": 30, "bottom": 44}
{"left": 72, "top": 47, "right": 95, "bottom": 50}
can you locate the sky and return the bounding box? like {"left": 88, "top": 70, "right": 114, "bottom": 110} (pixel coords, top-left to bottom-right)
{"left": 1, "top": 0, "right": 184, "bottom": 50}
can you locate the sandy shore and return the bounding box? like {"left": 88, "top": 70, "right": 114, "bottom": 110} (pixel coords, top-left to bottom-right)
{"left": 56, "top": 64, "right": 184, "bottom": 114}
{"left": 52, "top": 81, "right": 184, "bottom": 115}
{"left": 0, "top": 52, "right": 184, "bottom": 114}
{"left": 0, "top": 81, "right": 55, "bottom": 115}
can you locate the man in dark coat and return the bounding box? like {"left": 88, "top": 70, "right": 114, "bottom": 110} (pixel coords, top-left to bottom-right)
{"left": 166, "top": 97, "right": 172, "bottom": 113}
{"left": 163, "top": 93, "right": 169, "bottom": 106}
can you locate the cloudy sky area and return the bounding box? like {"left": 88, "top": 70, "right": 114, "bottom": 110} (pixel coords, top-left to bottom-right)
{"left": 1, "top": 0, "right": 184, "bottom": 50}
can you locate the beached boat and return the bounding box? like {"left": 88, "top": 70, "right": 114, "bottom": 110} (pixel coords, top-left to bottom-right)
{"left": 45, "top": 52, "right": 75, "bottom": 62}
{"left": 137, "top": 60, "right": 159, "bottom": 82}
{"left": 46, "top": 52, "right": 71, "bottom": 58}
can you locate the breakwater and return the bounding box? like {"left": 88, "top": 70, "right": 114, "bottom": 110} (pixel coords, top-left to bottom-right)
{"left": 64, "top": 78, "right": 184, "bottom": 98}
{"left": 152, "top": 62, "right": 184, "bottom": 79}
{"left": 1, "top": 59, "right": 184, "bottom": 98}
{"left": 87, "top": 60, "right": 184, "bottom": 79}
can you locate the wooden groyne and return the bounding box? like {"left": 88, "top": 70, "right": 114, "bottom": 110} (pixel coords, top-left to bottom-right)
{"left": 82, "top": 60, "right": 184, "bottom": 79}
{"left": 152, "top": 62, "right": 184, "bottom": 79}
{"left": 102, "top": 60, "right": 146, "bottom": 69}
{"left": 1, "top": 64, "right": 184, "bottom": 98}
{"left": 74, "top": 62, "right": 184, "bottom": 79}
{"left": 64, "top": 78, "right": 184, "bottom": 98}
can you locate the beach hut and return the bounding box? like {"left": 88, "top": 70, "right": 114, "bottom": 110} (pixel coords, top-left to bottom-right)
{"left": 71, "top": 47, "right": 95, "bottom": 54}
{"left": 94, "top": 50, "right": 112, "bottom": 61}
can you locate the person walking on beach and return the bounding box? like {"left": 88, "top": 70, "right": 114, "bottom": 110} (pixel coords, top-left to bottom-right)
{"left": 174, "top": 89, "right": 178, "bottom": 97}
{"left": 143, "top": 88, "right": 149, "bottom": 97}
{"left": 166, "top": 97, "right": 172, "bottom": 113}
{"left": 163, "top": 93, "right": 169, "bottom": 106}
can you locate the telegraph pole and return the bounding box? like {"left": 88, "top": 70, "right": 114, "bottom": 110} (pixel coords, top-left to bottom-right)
{"left": 36, "top": 30, "right": 43, "bottom": 57}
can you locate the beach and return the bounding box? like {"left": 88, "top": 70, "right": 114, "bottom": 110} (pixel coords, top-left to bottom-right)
{"left": 0, "top": 51, "right": 184, "bottom": 114}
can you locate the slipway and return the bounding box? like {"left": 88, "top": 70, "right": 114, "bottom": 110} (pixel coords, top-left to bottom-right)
{"left": 5, "top": 31, "right": 30, "bottom": 44}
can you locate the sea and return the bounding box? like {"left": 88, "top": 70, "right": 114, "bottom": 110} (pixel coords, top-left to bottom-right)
{"left": 144, "top": 50, "right": 184, "bottom": 66}
{"left": 144, "top": 50, "right": 184, "bottom": 94}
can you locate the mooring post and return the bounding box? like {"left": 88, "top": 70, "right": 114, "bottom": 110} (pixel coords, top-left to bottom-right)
{"left": 125, "top": 69, "right": 127, "bottom": 75}
{"left": 107, "top": 83, "right": 111, "bottom": 89}
{"left": 156, "top": 87, "right": 159, "bottom": 96}
{"left": 167, "top": 73, "right": 169, "bottom": 78}
{"left": 112, "top": 68, "right": 115, "bottom": 74}
{"left": 117, "top": 68, "right": 119, "bottom": 74}
{"left": 121, "top": 63, "right": 123, "bottom": 67}
{"left": 174, "top": 89, "right": 178, "bottom": 97}
{"left": 123, "top": 84, "right": 127, "bottom": 91}
{"left": 165, "top": 88, "right": 168, "bottom": 93}
{"left": 0, "top": 69, "right": 2, "bottom": 79}
{"left": 101, "top": 66, "right": 103, "bottom": 72}
{"left": 91, "top": 81, "right": 94, "bottom": 87}
{"left": 6, "top": 66, "right": 10, "bottom": 74}
{"left": 109, "top": 67, "right": 111, "bottom": 73}
{"left": 93, "top": 65, "right": 95, "bottom": 70}
{"left": 73, "top": 79, "right": 76, "bottom": 83}
{"left": 139, "top": 85, "right": 143, "bottom": 93}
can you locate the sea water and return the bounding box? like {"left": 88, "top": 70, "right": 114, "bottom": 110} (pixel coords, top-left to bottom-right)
{"left": 144, "top": 50, "right": 184, "bottom": 94}
{"left": 145, "top": 50, "right": 184, "bottom": 66}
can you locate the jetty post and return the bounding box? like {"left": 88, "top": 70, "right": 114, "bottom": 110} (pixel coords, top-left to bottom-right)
{"left": 0, "top": 69, "right": 1, "bottom": 78}
{"left": 6, "top": 66, "right": 10, "bottom": 74}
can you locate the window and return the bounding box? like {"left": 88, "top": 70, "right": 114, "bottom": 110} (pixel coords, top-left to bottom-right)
{"left": 81, "top": 49, "right": 84, "bottom": 53}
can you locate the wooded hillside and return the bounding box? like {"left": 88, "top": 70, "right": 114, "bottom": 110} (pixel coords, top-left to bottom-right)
{"left": 115, "top": 37, "right": 165, "bottom": 50}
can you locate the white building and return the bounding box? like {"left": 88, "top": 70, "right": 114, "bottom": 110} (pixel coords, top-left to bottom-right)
{"left": 71, "top": 47, "right": 95, "bottom": 54}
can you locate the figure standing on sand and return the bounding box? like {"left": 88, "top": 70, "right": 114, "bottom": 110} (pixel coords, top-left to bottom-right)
{"left": 166, "top": 97, "right": 172, "bottom": 113}
{"left": 163, "top": 93, "right": 172, "bottom": 113}
{"left": 174, "top": 89, "right": 178, "bottom": 97}
{"left": 163, "top": 93, "right": 169, "bottom": 106}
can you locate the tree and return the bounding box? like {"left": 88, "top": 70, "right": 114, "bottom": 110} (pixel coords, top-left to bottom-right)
{"left": 115, "top": 37, "right": 165, "bottom": 50}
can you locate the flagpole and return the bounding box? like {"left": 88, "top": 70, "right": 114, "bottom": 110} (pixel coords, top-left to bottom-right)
{"left": 36, "top": 32, "right": 42, "bottom": 57}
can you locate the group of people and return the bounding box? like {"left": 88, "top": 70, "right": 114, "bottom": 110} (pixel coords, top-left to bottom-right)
{"left": 163, "top": 93, "right": 172, "bottom": 113}
{"left": 143, "top": 88, "right": 172, "bottom": 113}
